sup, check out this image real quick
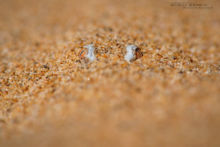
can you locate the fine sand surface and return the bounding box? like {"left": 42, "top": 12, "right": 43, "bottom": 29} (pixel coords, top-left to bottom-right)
{"left": 0, "top": 0, "right": 220, "bottom": 146}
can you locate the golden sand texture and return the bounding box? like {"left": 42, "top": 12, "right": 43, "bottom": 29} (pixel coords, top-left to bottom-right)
{"left": 0, "top": 0, "right": 220, "bottom": 146}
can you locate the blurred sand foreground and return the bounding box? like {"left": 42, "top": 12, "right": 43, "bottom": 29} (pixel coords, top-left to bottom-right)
{"left": 0, "top": 0, "right": 220, "bottom": 146}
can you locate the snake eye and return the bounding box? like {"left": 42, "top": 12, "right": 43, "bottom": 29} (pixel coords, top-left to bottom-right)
{"left": 84, "top": 44, "right": 96, "bottom": 62}
{"left": 79, "top": 49, "right": 86, "bottom": 58}
{"left": 135, "top": 48, "right": 143, "bottom": 59}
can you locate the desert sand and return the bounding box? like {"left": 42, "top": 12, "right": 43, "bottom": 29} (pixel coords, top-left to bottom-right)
{"left": 0, "top": 0, "right": 220, "bottom": 146}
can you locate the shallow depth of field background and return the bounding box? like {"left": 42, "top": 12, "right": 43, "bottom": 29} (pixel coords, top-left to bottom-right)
{"left": 0, "top": 0, "right": 220, "bottom": 146}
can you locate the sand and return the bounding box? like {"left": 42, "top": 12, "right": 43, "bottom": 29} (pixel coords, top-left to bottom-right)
{"left": 0, "top": 0, "right": 220, "bottom": 146}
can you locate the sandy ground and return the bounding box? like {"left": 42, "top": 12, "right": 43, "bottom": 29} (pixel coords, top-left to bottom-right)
{"left": 0, "top": 0, "right": 220, "bottom": 146}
